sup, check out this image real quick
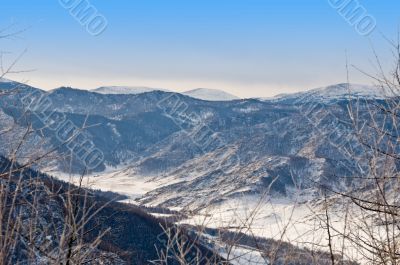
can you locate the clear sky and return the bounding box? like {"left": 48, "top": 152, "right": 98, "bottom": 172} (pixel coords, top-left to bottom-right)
{"left": 1, "top": 0, "right": 400, "bottom": 97}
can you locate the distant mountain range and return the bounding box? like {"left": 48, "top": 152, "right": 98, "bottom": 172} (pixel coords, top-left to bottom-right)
{"left": 0, "top": 78, "right": 389, "bottom": 211}
{"left": 92, "top": 86, "right": 240, "bottom": 101}
{"left": 2, "top": 77, "right": 386, "bottom": 102}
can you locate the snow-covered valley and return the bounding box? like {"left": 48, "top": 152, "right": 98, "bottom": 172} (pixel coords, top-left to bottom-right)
{"left": 51, "top": 167, "right": 365, "bottom": 263}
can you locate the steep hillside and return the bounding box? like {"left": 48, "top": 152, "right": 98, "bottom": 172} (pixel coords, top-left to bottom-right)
{"left": 0, "top": 156, "right": 222, "bottom": 264}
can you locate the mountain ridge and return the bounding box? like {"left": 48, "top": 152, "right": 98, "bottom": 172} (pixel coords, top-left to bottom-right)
{"left": 0, "top": 79, "right": 388, "bottom": 101}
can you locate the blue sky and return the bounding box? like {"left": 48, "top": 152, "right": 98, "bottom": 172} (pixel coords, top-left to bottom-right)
{"left": 1, "top": 0, "right": 399, "bottom": 97}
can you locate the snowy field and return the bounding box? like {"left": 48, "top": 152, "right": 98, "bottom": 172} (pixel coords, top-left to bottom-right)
{"left": 51, "top": 166, "right": 169, "bottom": 202}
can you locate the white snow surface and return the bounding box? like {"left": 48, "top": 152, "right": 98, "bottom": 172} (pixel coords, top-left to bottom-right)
{"left": 50, "top": 165, "right": 163, "bottom": 201}
{"left": 181, "top": 194, "right": 370, "bottom": 263}
{"left": 182, "top": 88, "right": 240, "bottom": 101}
{"left": 92, "top": 86, "right": 170, "bottom": 95}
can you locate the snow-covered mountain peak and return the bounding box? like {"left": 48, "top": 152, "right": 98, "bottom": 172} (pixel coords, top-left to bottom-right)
{"left": 182, "top": 88, "right": 240, "bottom": 101}
{"left": 309, "top": 83, "right": 385, "bottom": 98}
{"left": 92, "top": 86, "right": 169, "bottom": 95}
{"left": 271, "top": 83, "right": 387, "bottom": 103}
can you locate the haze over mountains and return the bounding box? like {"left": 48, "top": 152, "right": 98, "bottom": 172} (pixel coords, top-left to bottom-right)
{"left": 86, "top": 83, "right": 387, "bottom": 102}
{"left": 0, "top": 77, "right": 384, "bottom": 101}
{"left": 92, "top": 86, "right": 240, "bottom": 101}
